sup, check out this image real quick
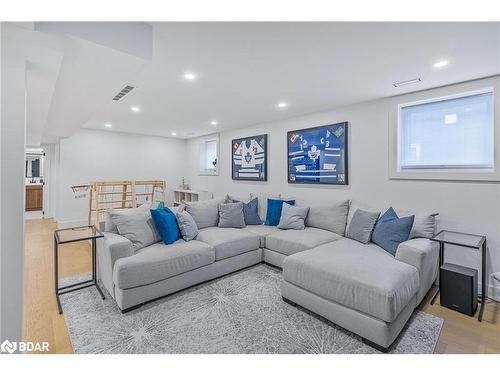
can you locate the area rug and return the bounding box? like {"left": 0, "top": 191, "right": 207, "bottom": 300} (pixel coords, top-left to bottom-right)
{"left": 59, "top": 264, "right": 443, "bottom": 354}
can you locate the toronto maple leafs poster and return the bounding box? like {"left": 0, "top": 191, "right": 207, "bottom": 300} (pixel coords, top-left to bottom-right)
{"left": 232, "top": 134, "right": 268, "bottom": 181}
{"left": 287, "top": 122, "right": 348, "bottom": 185}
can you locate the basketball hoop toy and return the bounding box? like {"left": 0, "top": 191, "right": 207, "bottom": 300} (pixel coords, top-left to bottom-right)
{"left": 71, "top": 184, "right": 90, "bottom": 199}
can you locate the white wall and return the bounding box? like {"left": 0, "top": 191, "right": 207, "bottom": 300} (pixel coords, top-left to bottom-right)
{"left": 1, "top": 23, "right": 26, "bottom": 345}
{"left": 186, "top": 77, "right": 500, "bottom": 301}
{"left": 55, "top": 129, "right": 186, "bottom": 227}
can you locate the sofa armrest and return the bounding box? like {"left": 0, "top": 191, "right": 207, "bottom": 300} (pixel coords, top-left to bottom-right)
{"left": 96, "top": 232, "right": 134, "bottom": 298}
{"left": 104, "top": 232, "right": 134, "bottom": 263}
{"left": 395, "top": 238, "right": 439, "bottom": 304}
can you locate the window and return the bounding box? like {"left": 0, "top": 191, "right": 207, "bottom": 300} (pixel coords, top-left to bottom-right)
{"left": 398, "top": 89, "right": 494, "bottom": 170}
{"left": 198, "top": 134, "right": 219, "bottom": 175}
{"left": 204, "top": 140, "right": 217, "bottom": 170}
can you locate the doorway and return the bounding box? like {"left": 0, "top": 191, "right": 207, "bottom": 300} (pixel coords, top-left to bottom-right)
{"left": 25, "top": 148, "right": 45, "bottom": 218}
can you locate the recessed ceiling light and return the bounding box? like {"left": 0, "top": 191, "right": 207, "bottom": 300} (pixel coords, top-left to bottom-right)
{"left": 131, "top": 106, "right": 140, "bottom": 112}
{"left": 210, "top": 121, "right": 218, "bottom": 126}
{"left": 183, "top": 73, "right": 197, "bottom": 81}
{"left": 444, "top": 114, "right": 457, "bottom": 124}
{"left": 433, "top": 60, "right": 449, "bottom": 68}
{"left": 171, "top": 132, "right": 177, "bottom": 136}
{"left": 104, "top": 123, "right": 112, "bottom": 128}
{"left": 276, "top": 102, "right": 288, "bottom": 109}
{"left": 393, "top": 78, "right": 421, "bottom": 87}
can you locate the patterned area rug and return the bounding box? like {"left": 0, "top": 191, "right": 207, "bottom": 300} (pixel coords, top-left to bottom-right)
{"left": 60, "top": 264, "right": 443, "bottom": 354}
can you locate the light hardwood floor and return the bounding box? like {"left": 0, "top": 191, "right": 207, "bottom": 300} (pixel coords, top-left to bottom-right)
{"left": 23, "top": 218, "right": 500, "bottom": 354}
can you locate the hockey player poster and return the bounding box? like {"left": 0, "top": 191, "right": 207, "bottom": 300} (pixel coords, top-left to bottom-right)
{"left": 232, "top": 134, "right": 268, "bottom": 181}
{"left": 287, "top": 122, "right": 348, "bottom": 185}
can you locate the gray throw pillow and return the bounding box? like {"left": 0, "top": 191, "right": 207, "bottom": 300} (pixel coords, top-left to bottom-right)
{"left": 346, "top": 208, "right": 380, "bottom": 244}
{"left": 394, "top": 208, "right": 437, "bottom": 239}
{"left": 176, "top": 210, "right": 199, "bottom": 241}
{"left": 218, "top": 202, "right": 246, "bottom": 228}
{"left": 409, "top": 213, "right": 437, "bottom": 239}
{"left": 105, "top": 201, "right": 152, "bottom": 234}
{"left": 231, "top": 197, "right": 262, "bottom": 225}
{"left": 107, "top": 202, "right": 160, "bottom": 250}
{"left": 302, "top": 199, "right": 349, "bottom": 235}
{"left": 278, "top": 203, "right": 309, "bottom": 230}
{"left": 184, "top": 198, "right": 223, "bottom": 229}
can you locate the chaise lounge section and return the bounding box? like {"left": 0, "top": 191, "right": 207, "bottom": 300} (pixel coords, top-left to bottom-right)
{"left": 281, "top": 237, "right": 437, "bottom": 350}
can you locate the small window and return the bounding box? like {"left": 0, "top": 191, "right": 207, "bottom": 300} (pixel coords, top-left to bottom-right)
{"left": 198, "top": 134, "right": 219, "bottom": 175}
{"left": 398, "top": 89, "right": 494, "bottom": 170}
{"left": 204, "top": 140, "right": 217, "bottom": 170}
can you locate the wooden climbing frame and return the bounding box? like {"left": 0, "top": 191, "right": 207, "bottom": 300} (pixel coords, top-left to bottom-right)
{"left": 88, "top": 179, "right": 166, "bottom": 226}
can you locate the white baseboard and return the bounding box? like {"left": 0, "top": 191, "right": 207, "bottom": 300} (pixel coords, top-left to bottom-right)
{"left": 57, "top": 219, "right": 88, "bottom": 229}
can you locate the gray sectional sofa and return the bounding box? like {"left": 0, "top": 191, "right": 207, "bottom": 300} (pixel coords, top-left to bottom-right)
{"left": 97, "top": 195, "right": 438, "bottom": 351}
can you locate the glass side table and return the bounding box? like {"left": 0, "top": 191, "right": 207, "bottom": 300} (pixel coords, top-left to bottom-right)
{"left": 430, "top": 230, "right": 487, "bottom": 321}
{"left": 54, "top": 225, "right": 105, "bottom": 314}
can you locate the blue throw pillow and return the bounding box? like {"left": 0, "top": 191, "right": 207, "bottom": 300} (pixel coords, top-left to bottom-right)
{"left": 234, "top": 197, "right": 262, "bottom": 225}
{"left": 372, "top": 207, "right": 414, "bottom": 256}
{"left": 265, "top": 198, "right": 295, "bottom": 226}
{"left": 150, "top": 207, "right": 181, "bottom": 245}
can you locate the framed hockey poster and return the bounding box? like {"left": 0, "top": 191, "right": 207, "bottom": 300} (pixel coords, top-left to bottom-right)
{"left": 287, "top": 122, "right": 348, "bottom": 185}
{"left": 232, "top": 134, "right": 268, "bottom": 181}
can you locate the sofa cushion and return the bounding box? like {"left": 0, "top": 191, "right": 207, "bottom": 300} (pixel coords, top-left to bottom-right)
{"left": 278, "top": 203, "right": 309, "bottom": 230}
{"left": 265, "top": 198, "right": 295, "bottom": 226}
{"left": 283, "top": 238, "right": 420, "bottom": 322}
{"left": 113, "top": 240, "right": 215, "bottom": 289}
{"left": 107, "top": 202, "right": 160, "bottom": 251}
{"left": 265, "top": 227, "right": 341, "bottom": 256}
{"left": 218, "top": 202, "right": 246, "bottom": 228}
{"left": 250, "top": 193, "right": 281, "bottom": 222}
{"left": 346, "top": 200, "right": 382, "bottom": 233}
{"left": 301, "top": 199, "right": 350, "bottom": 236}
{"left": 176, "top": 210, "right": 199, "bottom": 241}
{"left": 346, "top": 208, "right": 380, "bottom": 244}
{"left": 184, "top": 198, "right": 224, "bottom": 229}
{"left": 347, "top": 200, "right": 437, "bottom": 240}
{"left": 105, "top": 201, "right": 152, "bottom": 234}
{"left": 150, "top": 207, "right": 181, "bottom": 245}
{"left": 372, "top": 207, "right": 414, "bottom": 256}
{"left": 393, "top": 208, "right": 437, "bottom": 239}
{"left": 196, "top": 227, "right": 260, "bottom": 260}
{"left": 235, "top": 198, "right": 263, "bottom": 225}
{"left": 243, "top": 224, "right": 281, "bottom": 248}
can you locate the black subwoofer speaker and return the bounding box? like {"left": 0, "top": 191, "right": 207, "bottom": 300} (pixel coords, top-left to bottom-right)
{"left": 440, "top": 263, "right": 478, "bottom": 316}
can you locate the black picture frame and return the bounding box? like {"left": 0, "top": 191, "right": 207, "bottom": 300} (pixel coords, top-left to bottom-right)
{"left": 287, "top": 122, "right": 348, "bottom": 185}
{"left": 232, "top": 134, "right": 268, "bottom": 181}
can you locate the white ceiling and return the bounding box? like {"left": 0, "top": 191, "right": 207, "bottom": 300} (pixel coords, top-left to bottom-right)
{"left": 13, "top": 22, "right": 500, "bottom": 142}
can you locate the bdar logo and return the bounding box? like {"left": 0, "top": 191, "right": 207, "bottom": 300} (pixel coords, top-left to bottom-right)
{"left": 1, "top": 340, "right": 17, "bottom": 354}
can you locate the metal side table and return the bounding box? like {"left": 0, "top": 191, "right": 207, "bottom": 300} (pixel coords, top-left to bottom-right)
{"left": 430, "top": 230, "right": 487, "bottom": 322}
{"left": 54, "top": 225, "right": 105, "bottom": 314}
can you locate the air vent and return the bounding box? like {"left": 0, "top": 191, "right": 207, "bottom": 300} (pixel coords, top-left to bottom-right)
{"left": 393, "top": 78, "right": 421, "bottom": 88}
{"left": 112, "top": 85, "right": 135, "bottom": 101}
